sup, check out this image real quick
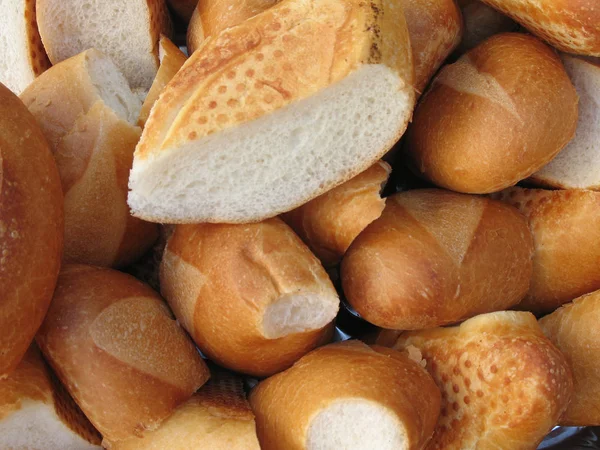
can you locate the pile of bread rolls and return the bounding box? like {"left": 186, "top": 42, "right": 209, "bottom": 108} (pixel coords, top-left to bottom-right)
{"left": 1, "top": 0, "right": 600, "bottom": 448}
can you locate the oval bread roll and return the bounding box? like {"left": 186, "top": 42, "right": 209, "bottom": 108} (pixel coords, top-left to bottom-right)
{"left": 457, "top": 0, "right": 517, "bottom": 52}
{"left": 394, "top": 311, "right": 573, "bottom": 450}
{"left": 160, "top": 219, "right": 340, "bottom": 377}
{"left": 495, "top": 187, "right": 600, "bottom": 314}
{"left": 36, "top": 265, "right": 210, "bottom": 445}
{"left": 539, "top": 290, "right": 600, "bottom": 426}
{"left": 0, "top": 346, "right": 101, "bottom": 449}
{"left": 250, "top": 341, "right": 441, "bottom": 450}
{"left": 405, "top": 33, "right": 579, "bottom": 194}
{"left": 0, "top": 83, "right": 63, "bottom": 378}
{"left": 341, "top": 189, "right": 533, "bottom": 330}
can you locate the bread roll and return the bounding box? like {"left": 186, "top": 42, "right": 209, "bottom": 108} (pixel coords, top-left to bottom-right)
{"left": 21, "top": 49, "right": 159, "bottom": 268}
{"left": 405, "top": 33, "right": 578, "bottom": 194}
{"left": 167, "top": 0, "right": 198, "bottom": 21}
{"left": 0, "top": 0, "right": 51, "bottom": 94}
{"left": 495, "top": 187, "right": 600, "bottom": 314}
{"left": 36, "top": 0, "right": 171, "bottom": 90}
{"left": 394, "top": 311, "right": 573, "bottom": 450}
{"left": 0, "top": 83, "right": 63, "bottom": 378}
{"left": 113, "top": 369, "right": 260, "bottom": 449}
{"left": 479, "top": 0, "right": 600, "bottom": 56}
{"left": 539, "top": 290, "right": 600, "bottom": 426}
{"left": 457, "top": 0, "right": 517, "bottom": 52}
{"left": 0, "top": 346, "right": 101, "bottom": 449}
{"left": 36, "top": 264, "right": 210, "bottom": 445}
{"left": 160, "top": 219, "right": 340, "bottom": 376}
{"left": 281, "top": 161, "right": 391, "bottom": 267}
{"left": 531, "top": 55, "right": 600, "bottom": 189}
{"left": 138, "top": 35, "right": 187, "bottom": 127}
{"left": 128, "top": 0, "right": 415, "bottom": 223}
{"left": 401, "top": 0, "right": 463, "bottom": 94}
{"left": 250, "top": 341, "right": 440, "bottom": 450}
{"left": 341, "top": 189, "right": 533, "bottom": 330}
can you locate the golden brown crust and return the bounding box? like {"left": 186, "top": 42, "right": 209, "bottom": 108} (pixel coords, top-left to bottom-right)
{"left": 494, "top": 187, "right": 600, "bottom": 314}
{"left": 186, "top": 7, "right": 205, "bottom": 53}
{"left": 249, "top": 341, "right": 441, "bottom": 450}
{"left": 395, "top": 311, "right": 573, "bottom": 450}
{"left": 281, "top": 161, "right": 390, "bottom": 267}
{"left": 341, "top": 189, "right": 533, "bottom": 330}
{"left": 405, "top": 33, "right": 579, "bottom": 194}
{"left": 0, "top": 84, "right": 63, "bottom": 377}
{"left": 36, "top": 264, "right": 210, "bottom": 444}
{"left": 25, "top": 0, "right": 51, "bottom": 77}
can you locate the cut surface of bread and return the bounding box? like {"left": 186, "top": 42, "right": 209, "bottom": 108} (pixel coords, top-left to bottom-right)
{"left": 129, "top": 0, "right": 415, "bottom": 223}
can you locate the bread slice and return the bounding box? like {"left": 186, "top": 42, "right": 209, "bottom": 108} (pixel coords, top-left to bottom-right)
{"left": 36, "top": 0, "right": 171, "bottom": 89}
{"left": 0, "top": 0, "right": 51, "bottom": 94}
{"left": 0, "top": 346, "right": 101, "bottom": 449}
{"left": 530, "top": 55, "right": 600, "bottom": 189}
{"left": 128, "top": 0, "right": 415, "bottom": 224}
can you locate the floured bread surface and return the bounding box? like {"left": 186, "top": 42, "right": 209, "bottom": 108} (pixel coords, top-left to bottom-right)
{"left": 129, "top": 0, "right": 415, "bottom": 223}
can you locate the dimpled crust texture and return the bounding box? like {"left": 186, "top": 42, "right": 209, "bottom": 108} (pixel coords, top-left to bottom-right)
{"left": 479, "top": 0, "right": 600, "bottom": 56}
{"left": 36, "top": 265, "right": 210, "bottom": 445}
{"left": 395, "top": 311, "right": 573, "bottom": 450}
{"left": 494, "top": 187, "right": 600, "bottom": 314}
{"left": 129, "top": 0, "right": 415, "bottom": 223}
{"left": 160, "top": 218, "right": 339, "bottom": 377}
{"left": 405, "top": 33, "right": 578, "bottom": 194}
{"left": 249, "top": 341, "right": 441, "bottom": 450}
{"left": 539, "top": 290, "right": 600, "bottom": 426}
{"left": 0, "top": 84, "right": 63, "bottom": 378}
{"left": 341, "top": 189, "right": 533, "bottom": 330}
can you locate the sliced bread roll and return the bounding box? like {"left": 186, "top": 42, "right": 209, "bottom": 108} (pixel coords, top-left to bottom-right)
{"left": 281, "top": 161, "right": 391, "bottom": 267}
{"left": 21, "top": 49, "right": 159, "bottom": 267}
{"left": 250, "top": 341, "right": 441, "bottom": 450}
{"left": 36, "top": 265, "right": 210, "bottom": 446}
{"left": 160, "top": 218, "right": 340, "bottom": 376}
{"left": 129, "top": 0, "right": 415, "bottom": 224}
{"left": 36, "top": 0, "right": 171, "bottom": 89}
{"left": 0, "top": 83, "right": 63, "bottom": 378}
{"left": 405, "top": 33, "right": 578, "bottom": 194}
{"left": 0, "top": 0, "right": 51, "bottom": 94}
{"left": 0, "top": 346, "right": 101, "bottom": 449}
{"left": 456, "top": 0, "right": 517, "bottom": 52}
{"left": 539, "top": 290, "right": 600, "bottom": 426}
{"left": 531, "top": 55, "right": 600, "bottom": 189}
{"left": 394, "top": 311, "right": 573, "bottom": 450}
{"left": 479, "top": 0, "right": 600, "bottom": 56}
{"left": 341, "top": 189, "right": 533, "bottom": 330}
{"left": 495, "top": 187, "right": 600, "bottom": 314}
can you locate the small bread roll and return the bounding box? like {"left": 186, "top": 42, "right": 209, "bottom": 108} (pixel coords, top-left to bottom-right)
{"left": 250, "top": 341, "right": 441, "bottom": 450}
{"left": 36, "top": 265, "right": 210, "bottom": 445}
{"left": 405, "top": 33, "right": 579, "bottom": 194}
{"left": 281, "top": 161, "right": 391, "bottom": 267}
{"left": 495, "top": 187, "right": 600, "bottom": 314}
{"left": 0, "top": 84, "right": 63, "bottom": 377}
{"left": 457, "top": 0, "right": 517, "bottom": 52}
{"left": 0, "top": 346, "right": 101, "bottom": 449}
{"left": 394, "top": 311, "right": 573, "bottom": 450}
{"left": 540, "top": 290, "right": 600, "bottom": 426}
{"left": 160, "top": 219, "right": 340, "bottom": 376}
{"left": 341, "top": 189, "right": 533, "bottom": 330}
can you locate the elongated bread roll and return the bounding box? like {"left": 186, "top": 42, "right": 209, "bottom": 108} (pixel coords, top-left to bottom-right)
{"left": 479, "top": 0, "right": 600, "bottom": 56}
{"left": 129, "top": 0, "right": 415, "bottom": 224}
{"left": 341, "top": 189, "right": 533, "bottom": 330}
{"left": 0, "top": 0, "right": 51, "bottom": 94}
{"left": 281, "top": 161, "right": 391, "bottom": 267}
{"left": 457, "top": 0, "right": 517, "bottom": 52}
{"left": 539, "top": 290, "right": 600, "bottom": 426}
{"left": 160, "top": 219, "right": 340, "bottom": 376}
{"left": 0, "top": 346, "right": 101, "bottom": 449}
{"left": 20, "top": 49, "right": 159, "bottom": 267}
{"left": 394, "top": 311, "right": 573, "bottom": 450}
{"left": 495, "top": 187, "right": 600, "bottom": 314}
{"left": 405, "top": 33, "right": 578, "bottom": 194}
{"left": 250, "top": 341, "right": 441, "bottom": 450}
{"left": 0, "top": 84, "right": 63, "bottom": 378}
{"left": 36, "top": 264, "right": 210, "bottom": 445}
